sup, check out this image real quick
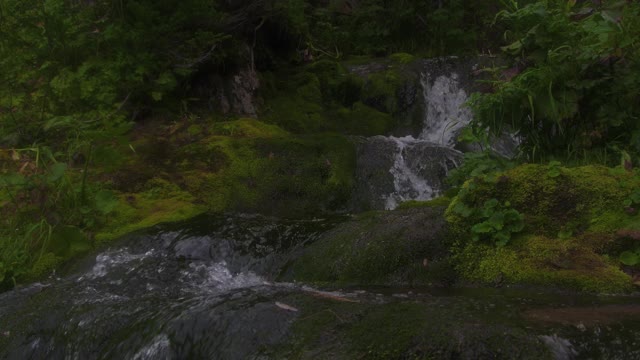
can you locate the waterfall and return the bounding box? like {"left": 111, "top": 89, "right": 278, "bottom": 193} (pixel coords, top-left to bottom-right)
{"left": 354, "top": 58, "right": 472, "bottom": 210}
{"left": 419, "top": 72, "right": 473, "bottom": 146}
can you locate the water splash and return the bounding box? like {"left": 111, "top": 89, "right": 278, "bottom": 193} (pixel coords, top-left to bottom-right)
{"left": 79, "top": 248, "right": 156, "bottom": 280}
{"left": 180, "top": 261, "right": 268, "bottom": 293}
{"left": 355, "top": 59, "right": 470, "bottom": 210}
{"left": 385, "top": 136, "right": 436, "bottom": 210}
{"left": 382, "top": 64, "right": 470, "bottom": 208}
{"left": 419, "top": 72, "right": 472, "bottom": 146}
{"left": 539, "top": 334, "right": 577, "bottom": 360}
{"left": 132, "top": 334, "right": 172, "bottom": 360}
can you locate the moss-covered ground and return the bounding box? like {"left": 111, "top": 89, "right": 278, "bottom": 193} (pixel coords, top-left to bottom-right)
{"left": 284, "top": 206, "right": 454, "bottom": 287}
{"left": 446, "top": 164, "right": 640, "bottom": 293}
{"left": 268, "top": 292, "right": 553, "bottom": 359}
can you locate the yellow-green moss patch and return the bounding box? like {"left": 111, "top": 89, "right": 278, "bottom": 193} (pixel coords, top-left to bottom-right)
{"left": 94, "top": 181, "right": 206, "bottom": 243}
{"left": 447, "top": 164, "right": 640, "bottom": 292}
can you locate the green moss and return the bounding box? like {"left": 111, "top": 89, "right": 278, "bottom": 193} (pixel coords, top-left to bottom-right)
{"left": 186, "top": 124, "right": 203, "bottom": 137}
{"left": 94, "top": 186, "right": 206, "bottom": 243}
{"left": 260, "top": 58, "right": 409, "bottom": 136}
{"left": 210, "top": 118, "right": 290, "bottom": 138}
{"left": 389, "top": 52, "right": 417, "bottom": 64}
{"left": 347, "top": 303, "right": 430, "bottom": 358}
{"left": 288, "top": 207, "right": 450, "bottom": 285}
{"left": 26, "top": 252, "right": 63, "bottom": 281}
{"left": 360, "top": 69, "right": 404, "bottom": 114}
{"left": 454, "top": 236, "right": 632, "bottom": 293}
{"left": 280, "top": 293, "right": 553, "bottom": 359}
{"left": 180, "top": 121, "right": 355, "bottom": 217}
{"left": 446, "top": 164, "right": 640, "bottom": 293}
{"left": 262, "top": 94, "right": 325, "bottom": 133}
{"left": 335, "top": 102, "right": 394, "bottom": 135}
{"left": 290, "top": 214, "right": 400, "bottom": 284}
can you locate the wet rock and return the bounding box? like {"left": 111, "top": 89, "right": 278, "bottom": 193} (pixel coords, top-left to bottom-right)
{"left": 448, "top": 164, "right": 640, "bottom": 293}
{"left": 284, "top": 206, "right": 453, "bottom": 286}
{"left": 351, "top": 136, "right": 461, "bottom": 211}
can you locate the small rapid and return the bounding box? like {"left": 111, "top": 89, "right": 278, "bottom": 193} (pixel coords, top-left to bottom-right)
{"left": 0, "top": 215, "right": 342, "bottom": 359}
{"left": 1, "top": 214, "right": 640, "bottom": 359}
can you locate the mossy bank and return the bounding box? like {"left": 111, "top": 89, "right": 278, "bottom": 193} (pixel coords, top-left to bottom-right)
{"left": 447, "top": 164, "right": 640, "bottom": 293}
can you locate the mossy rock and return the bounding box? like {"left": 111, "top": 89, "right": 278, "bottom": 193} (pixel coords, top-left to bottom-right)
{"left": 446, "top": 164, "right": 640, "bottom": 292}
{"left": 275, "top": 293, "right": 553, "bottom": 359}
{"left": 334, "top": 101, "right": 394, "bottom": 136}
{"left": 454, "top": 236, "right": 632, "bottom": 293}
{"left": 259, "top": 58, "right": 411, "bottom": 136}
{"left": 94, "top": 182, "right": 206, "bottom": 243}
{"left": 284, "top": 207, "right": 453, "bottom": 286}
{"left": 179, "top": 120, "right": 356, "bottom": 217}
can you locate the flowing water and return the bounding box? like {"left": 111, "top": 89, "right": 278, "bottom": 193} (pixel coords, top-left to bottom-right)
{"left": 354, "top": 58, "right": 473, "bottom": 210}
{"left": 1, "top": 214, "right": 640, "bottom": 359}
{"left": 1, "top": 58, "right": 638, "bottom": 359}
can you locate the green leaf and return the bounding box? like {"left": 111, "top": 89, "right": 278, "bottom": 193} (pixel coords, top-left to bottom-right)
{"left": 619, "top": 251, "right": 640, "bottom": 266}
{"left": 79, "top": 206, "right": 93, "bottom": 215}
{"left": 453, "top": 202, "right": 473, "bottom": 218}
{"left": 488, "top": 212, "right": 505, "bottom": 230}
{"left": 95, "top": 190, "right": 119, "bottom": 215}
{"left": 494, "top": 231, "right": 510, "bottom": 247}
{"left": 0, "top": 173, "right": 26, "bottom": 186}
{"left": 558, "top": 229, "right": 573, "bottom": 240}
{"left": 472, "top": 221, "right": 494, "bottom": 234}
{"left": 47, "top": 163, "right": 67, "bottom": 183}
{"left": 49, "top": 225, "right": 91, "bottom": 257}
{"left": 484, "top": 198, "right": 499, "bottom": 210}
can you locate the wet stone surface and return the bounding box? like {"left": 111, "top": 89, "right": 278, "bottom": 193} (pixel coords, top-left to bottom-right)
{"left": 1, "top": 214, "right": 640, "bottom": 360}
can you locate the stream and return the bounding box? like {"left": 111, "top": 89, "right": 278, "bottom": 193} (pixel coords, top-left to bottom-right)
{"left": 1, "top": 214, "right": 640, "bottom": 359}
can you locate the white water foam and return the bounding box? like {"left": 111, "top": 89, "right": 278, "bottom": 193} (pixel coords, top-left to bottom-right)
{"left": 180, "top": 261, "right": 268, "bottom": 293}
{"left": 381, "top": 66, "right": 470, "bottom": 209}
{"left": 419, "top": 72, "right": 472, "bottom": 146}
{"left": 79, "top": 248, "right": 156, "bottom": 281}
{"left": 385, "top": 136, "right": 437, "bottom": 210}
{"left": 132, "top": 334, "right": 172, "bottom": 360}
{"left": 539, "top": 334, "right": 577, "bottom": 360}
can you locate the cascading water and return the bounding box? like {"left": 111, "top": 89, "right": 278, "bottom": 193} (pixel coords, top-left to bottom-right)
{"left": 419, "top": 71, "right": 473, "bottom": 146}
{"left": 0, "top": 215, "right": 346, "bottom": 359}
{"left": 2, "top": 214, "right": 640, "bottom": 360}
{"left": 354, "top": 58, "right": 474, "bottom": 210}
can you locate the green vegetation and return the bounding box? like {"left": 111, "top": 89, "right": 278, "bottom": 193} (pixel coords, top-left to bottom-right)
{"left": 469, "top": 1, "right": 640, "bottom": 162}
{"left": 446, "top": 164, "right": 640, "bottom": 292}
{"left": 274, "top": 294, "right": 554, "bottom": 359}
{"left": 2, "top": 0, "right": 640, "bottom": 296}
{"left": 287, "top": 207, "right": 453, "bottom": 286}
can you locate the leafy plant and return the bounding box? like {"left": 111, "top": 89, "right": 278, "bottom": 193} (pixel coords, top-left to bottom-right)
{"left": 619, "top": 248, "right": 640, "bottom": 266}
{"left": 623, "top": 189, "right": 640, "bottom": 207}
{"left": 452, "top": 189, "right": 525, "bottom": 247}
{"left": 547, "top": 161, "right": 562, "bottom": 178}
{"left": 447, "top": 151, "right": 516, "bottom": 188}
{"left": 470, "top": 0, "right": 640, "bottom": 162}
{"left": 469, "top": 199, "right": 525, "bottom": 246}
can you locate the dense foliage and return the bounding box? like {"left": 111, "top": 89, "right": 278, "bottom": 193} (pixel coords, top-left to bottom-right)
{"left": 470, "top": 0, "right": 640, "bottom": 162}
{"left": 2, "top": 0, "right": 640, "bottom": 291}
